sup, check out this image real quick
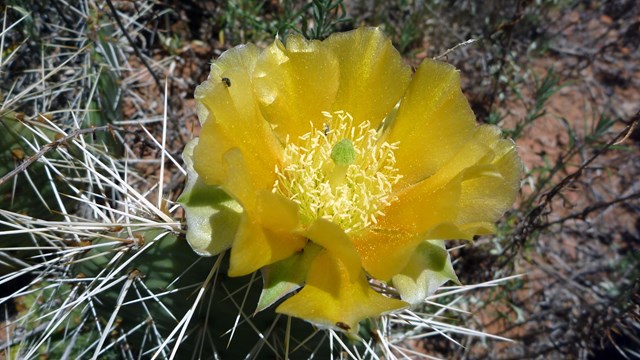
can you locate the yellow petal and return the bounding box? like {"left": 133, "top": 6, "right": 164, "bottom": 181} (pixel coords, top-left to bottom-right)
{"left": 194, "top": 44, "right": 282, "bottom": 206}
{"left": 352, "top": 133, "right": 471, "bottom": 280}
{"left": 256, "top": 190, "right": 300, "bottom": 232}
{"left": 301, "top": 218, "right": 361, "bottom": 281}
{"left": 253, "top": 34, "right": 339, "bottom": 143}
{"left": 383, "top": 125, "right": 516, "bottom": 234}
{"left": 387, "top": 59, "right": 477, "bottom": 186}
{"left": 276, "top": 251, "right": 407, "bottom": 333}
{"left": 194, "top": 121, "right": 279, "bottom": 206}
{"left": 353, "top": 229, "right": 425, "bottom": 281}
{"left": 325, "top": 27, "right": 411, "bottom": 128}
{"left": 412, "top": 125, "right": 501, "bottom": 191}
{"left": 355, "top": 221, "right": 495, "bottom": 282}
{"left": 229, "top": 213, "right": 306, "bottom": 277}
{"left": 457, "top": 139, "right": 521, "bottom": 224}
{"left": 381, "top": 171, "right": 464, "bottom": 234}
{"left": 192, "top": 121, "right": 233, "bottom": 186}
{"left": 218, "top": 148, "right": 262, "bottom": 210}
{"left": 195, "top": 44, "right": 261, "bottom": 125}
{"left": 228, "top": 190, "right": 306, "bottom": 276}
{"left": 355, "top": 127, "right": 521, "bottom": 280}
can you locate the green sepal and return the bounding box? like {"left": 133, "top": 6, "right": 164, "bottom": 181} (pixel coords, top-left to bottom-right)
{"left": 391, "top": 240, "right": 460, "bottom": 305}
{"left": 256, "top": 242, "right": 322, "bottom": 313}
{"left": 178, "top": 138, "right": 242, "bottom": 256}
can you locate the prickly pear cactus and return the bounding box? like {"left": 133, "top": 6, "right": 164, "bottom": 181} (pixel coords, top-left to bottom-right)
{"left": 0, "top": 113, "right": 74, "bottom": 282}
{"left": 0, "top": 112, "right": 69, "bottom": 220}
{"left": 71, "top": 228, "right": 330, "bottom": 359}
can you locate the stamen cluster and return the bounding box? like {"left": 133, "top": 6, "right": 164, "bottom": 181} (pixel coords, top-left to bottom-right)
{"left": 273, "top": 111, "right": 402, "bottom": 233}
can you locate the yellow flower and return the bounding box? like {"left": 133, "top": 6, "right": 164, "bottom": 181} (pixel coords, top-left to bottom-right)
{"left": 180, "top": 27, "right": 521, "bottom": 333}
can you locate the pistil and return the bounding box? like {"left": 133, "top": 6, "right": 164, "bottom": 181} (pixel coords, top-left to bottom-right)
{"left": 329, "top": 138, "right": 356, "bottom": 187}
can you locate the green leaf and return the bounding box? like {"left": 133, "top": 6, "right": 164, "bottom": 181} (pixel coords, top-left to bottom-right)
{"left": 256, "top": 242, "right": 322, "bottom": 312}
{"left": 179, "top": 139, "right": 242, "bottom": 256}
{"left": 391, "top": 240, "right": 460, "bottom": 305}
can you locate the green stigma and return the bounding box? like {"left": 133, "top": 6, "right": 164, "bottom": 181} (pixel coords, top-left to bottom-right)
{"left": 274, "top": 110, "right": 401, "bottom": 233}
{"left": 330, "top": 139, "right": 356, "bottom": 166}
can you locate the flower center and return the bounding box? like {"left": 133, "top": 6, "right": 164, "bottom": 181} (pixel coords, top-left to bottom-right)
{"left": 273, "top": 110, "right": 402, "bottom": 234}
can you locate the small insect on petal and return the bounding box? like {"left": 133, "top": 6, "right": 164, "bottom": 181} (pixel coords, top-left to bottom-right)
{"left": 335, "top": 322, "right": 351, "bottom": 331}
{"left": 221, "top": 77, "right": 231, "bottom": 87}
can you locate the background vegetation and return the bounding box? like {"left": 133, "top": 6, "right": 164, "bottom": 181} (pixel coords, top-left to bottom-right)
{"left": 1, "top": 0, "right": 638, "bottom": 358}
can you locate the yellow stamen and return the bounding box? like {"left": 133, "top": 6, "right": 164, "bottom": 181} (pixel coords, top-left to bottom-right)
{"left": 273, "top": 111, "right": 402, "bottom": 234}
